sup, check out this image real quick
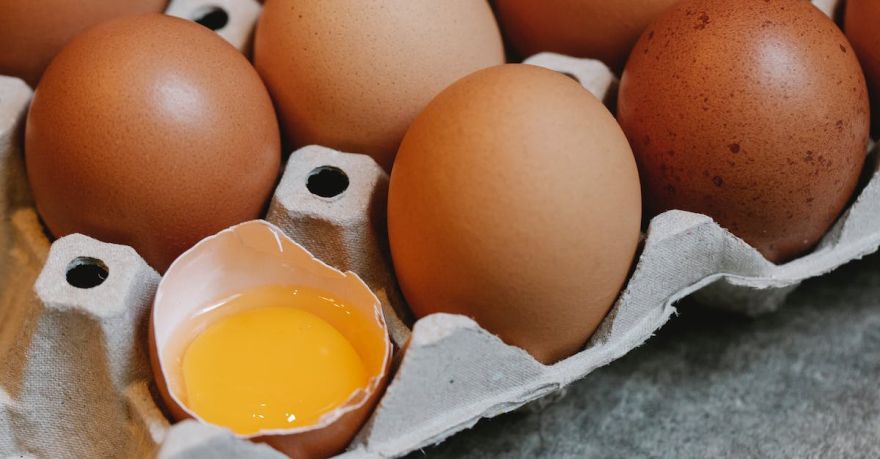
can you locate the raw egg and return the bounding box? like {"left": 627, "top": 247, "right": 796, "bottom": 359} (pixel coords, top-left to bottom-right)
{"left": 388, "top": 64, "right": 641, "bottom": 365}
{"left": 845, "top": 0, "right": 880, "bottom": 109}
{"left": 0, "top": 0, "right": 168, "bottom": 86}
{"left": 174, "top": 289, "right": 369, "bottom": 436}
{"left": 494, "top": 0, "right": 680, "bottom": 71}
{"left": 25, "top": 14, "right": 281, "bottom": 272}
{"left": 253, "top": 0, "right": 505, "bottom": 170}
{"left": 151, "top": 220, "right": 391, "bottom": 458}
{"left": 618, "top": 0, "right": 869, "bottom": 263}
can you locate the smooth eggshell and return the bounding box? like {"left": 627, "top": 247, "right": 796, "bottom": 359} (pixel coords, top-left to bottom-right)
{"left": 495, "top": 0, "right": 680, "bottom": 71}
{"left": 845, "top": 0, "right": 880, "bottom": 107}
{"left": 0, "top": 0, "right": 168, "bottom": 87}
{"left": 388, "top": 64, "right": 642, "bottom": 365}
{"left": 253, "top": 0, "right": 505, "bottom": 171}
{"left": 25, "top": 14, "right": 281, "bottom": 272}
{"left": 618, "top": 0, "right": 869, "bottom": 263}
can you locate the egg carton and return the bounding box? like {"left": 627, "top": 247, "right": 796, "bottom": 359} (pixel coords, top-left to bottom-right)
{"left": 164, "top": 0, "right": 262, "bottom": 53}
{"left": 3, "top": 0, "right": 874, "bottom": 457}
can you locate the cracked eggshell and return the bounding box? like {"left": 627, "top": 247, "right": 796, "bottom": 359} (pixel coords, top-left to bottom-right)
{"left": 618, "top": 0, "right": 870, "bottom": 263}
{"left": 150, "top": 220, "right": 392, "bottom": 458}
{"left": 495, "top": 0, "right": 680, "bottom": 71}
{"left": 388, "top": 64, "right": 642, "bottom": 365}
{"left": 253, "top": 0, "right": 505, "bottom": 171}
{"left": 0, "top": 0, "right": 168, "bottom": 87}
{"left": 25, "top": 14, "right": 281, "bottom": 273}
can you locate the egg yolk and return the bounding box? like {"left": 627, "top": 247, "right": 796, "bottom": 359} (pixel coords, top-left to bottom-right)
{"left": 179, "top": 291, "right": 369, "bottom": 436}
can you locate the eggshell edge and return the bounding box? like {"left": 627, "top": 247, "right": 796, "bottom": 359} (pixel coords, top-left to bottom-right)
{"left": 148, "top": 220, "right": 392, "bottom": 458}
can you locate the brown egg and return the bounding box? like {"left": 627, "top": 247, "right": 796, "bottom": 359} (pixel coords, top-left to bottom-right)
{"left": 253, "top": 0, "right": 505, "bottom": 171}
{"left": 388, "top": 64, "right": 641, "bottom": 365}
{"left": 495, "top": 0, "right": 680, "bottom": 71}
{"left": 25, "top": 14, "right": 280, "bottom": 272}
{"left": 845, "top": 0, "right": 880, "bottom": 106}
{"left": 618, "top": 0, "right": 869, "bottom": 263}
{"left": 0, "top": 0, "right": 168, "bottom": 87}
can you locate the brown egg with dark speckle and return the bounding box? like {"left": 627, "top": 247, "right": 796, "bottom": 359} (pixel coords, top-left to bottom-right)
{"left": 0, "top": 0, "right": 168, "bottom": 87}
{"left": 618, "top": 0, "right": 869, "bottom": 263}
{"left": 26, "top": 14, "right": 281, "bottom": 272}
{"left": 845, "top": 0, "right": 880, "bottom": 110}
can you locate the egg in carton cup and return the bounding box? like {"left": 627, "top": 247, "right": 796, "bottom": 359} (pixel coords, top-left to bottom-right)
{"left": 2, "top": 0, "right": 879, "bottom": 457}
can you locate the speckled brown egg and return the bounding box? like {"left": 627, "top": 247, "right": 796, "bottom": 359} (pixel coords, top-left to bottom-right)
{"left": 0, "top": 0, "right": 168, "bottom": 87}
{"left": 25, "top": 14, "right": 280, "bottom": 272}
{"left": 618, "top": 0, "right": 869, "bottom": 263}
{"left": 388, "top": 64, "right": 641, "bottom": 365}
{"left": 253, "top": 0, "right": 505, "bottom": 171}
{"left": 495, "top": 0, "right": 680, "bottom": 71}
{"left": 845, "top": 0, "right": 880, "bottom": 107}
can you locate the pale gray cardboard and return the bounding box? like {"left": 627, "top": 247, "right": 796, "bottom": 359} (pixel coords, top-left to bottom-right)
{"left": 165, "top": 0, "right": 262, "bottom": 52}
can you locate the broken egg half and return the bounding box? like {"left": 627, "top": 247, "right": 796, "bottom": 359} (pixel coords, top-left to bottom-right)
{"left": 149, "top": 220, "right": 391, "bottom": 458}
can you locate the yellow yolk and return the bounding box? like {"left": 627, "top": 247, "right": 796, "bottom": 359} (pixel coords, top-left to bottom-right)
{"left": 179, "top": 291, "right": 369, "bottom": 436}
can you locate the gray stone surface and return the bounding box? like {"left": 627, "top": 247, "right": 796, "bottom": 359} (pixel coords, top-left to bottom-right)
{"left": 415, "top": 254, "right": 880, "bottom": 458}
